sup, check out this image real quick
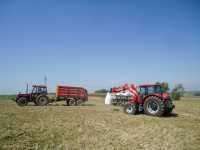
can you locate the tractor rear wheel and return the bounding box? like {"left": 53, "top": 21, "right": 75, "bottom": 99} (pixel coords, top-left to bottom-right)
{"left": 16, "top": 97, "right": 28, "bottom": 106}
{"left": 124, "top": 103, "right": 137, "bottom": 115}
{"left": 36, "top": 96, "right": 49, "bottom": 106}
{"left": 144, "top": 96, "right": 164, "bottom": 116}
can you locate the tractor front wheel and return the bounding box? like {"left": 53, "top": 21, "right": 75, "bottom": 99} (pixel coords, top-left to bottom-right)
{"left": 144, "top": 96, "right": 164, "bottom": 116}
{"left": 164, "top": 108, "right": 173, "bottom": 115}
{"left": 124, "top": 103, "right": 137, "bottom": 115}
{"left": 16, "top": 97, "right": 28, "bottom": 106}
{"left": 164, "top": 100, "right": 174, "bottom": 115}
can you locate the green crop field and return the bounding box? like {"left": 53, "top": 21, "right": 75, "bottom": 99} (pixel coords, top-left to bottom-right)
{"left": 0, "top": 95, "right": 16, "bottom": 101}
{"left": 0, "top": 96, "right": 200, "bottom": 150}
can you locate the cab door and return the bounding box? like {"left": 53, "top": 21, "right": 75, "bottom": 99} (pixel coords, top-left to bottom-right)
{"left": 31, "top": 87, "right": 38, "bottom": 102}
{"left": 139, "top": 87, "right": 147, "bottom": 103}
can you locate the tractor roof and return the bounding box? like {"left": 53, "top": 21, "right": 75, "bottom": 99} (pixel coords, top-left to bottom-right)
{"left": 32, "top": 85, "right": 47, "bottom": 88}
{"left": 139, "top": 84, "right": 161, "bottom": 87}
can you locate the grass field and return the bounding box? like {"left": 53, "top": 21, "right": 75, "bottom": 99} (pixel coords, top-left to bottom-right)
{"left": 0, "top": 96, "right": 200, "bottom": 150}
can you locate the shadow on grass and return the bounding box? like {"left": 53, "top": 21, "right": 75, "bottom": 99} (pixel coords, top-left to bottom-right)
{"left": 82, "top": 104, "right": 96, "bottom": 106}
{"left": 23, "top": 103, "right": 96, "bottom": 107}
{"left": 163, "top": 112, "right": 178, "bottom": 118}
{"left": 127, "top": 112, "right": 179, "bottom": 117}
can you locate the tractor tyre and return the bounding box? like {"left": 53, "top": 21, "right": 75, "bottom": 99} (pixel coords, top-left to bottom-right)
{"left": 124, "top": 103, "right": 137, "bottom": 115}
{"left": 36, "top": 96, "right": 49, "bottom": 106}
{"left": 16, "top": 97, "right": 28, "bottom": 106}
{"left": 164, "top": 100, "right": 174, "bottom": 115}
{"left": 164, "top": 107, "right": 173, "bottom": 115}
{"left": 144, "top": 96, "right": 164, "bottom": 116}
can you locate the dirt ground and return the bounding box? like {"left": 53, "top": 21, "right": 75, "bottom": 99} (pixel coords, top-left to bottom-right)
{"left": 0, "top": 96, "right": 200, "bottom": 150}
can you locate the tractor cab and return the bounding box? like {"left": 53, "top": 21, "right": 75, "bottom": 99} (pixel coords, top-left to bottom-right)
{"left": 139, "top": 84, "right": 162, "bottom": 96}
{"left": 31, "top": 85, "right": 47, "bottom": 95}
{"left": 31, "top": 85, "right": 47, "bottom": 100}
{"left": 138, "top": 84, "right": 170, "bottom": 101}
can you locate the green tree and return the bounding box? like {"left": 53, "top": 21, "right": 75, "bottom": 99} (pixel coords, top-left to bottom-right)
{"left": 155, "top": 81, "right": 169, "bottom": 92}
{"left": 171, "top": 84, "right": 185, "bottom": 100}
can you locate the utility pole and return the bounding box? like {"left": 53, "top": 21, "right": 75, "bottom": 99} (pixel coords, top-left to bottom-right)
{"left": 44, "top": 76, "right": 47, "bottom": 86}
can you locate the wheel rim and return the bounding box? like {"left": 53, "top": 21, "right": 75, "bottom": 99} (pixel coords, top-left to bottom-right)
{"left": 126, "top": 105, "right": 133, "bottom": 113}
{"left": 19, "top": 99, "right": 26, "bottom": 105}
{"left": 17, "top": 98, "right": 27, "bottom": 106}
{"left": 147, "top": 100, "right": 159, "bottom": 114}
{"left": 69, "top": 100, "right": 76, "bottom": 106}
{"left": 77, "top": 100, "right": 81, "bottom": 105}
{"left": 39, "top": 97, "right": 47, "bottom": 105}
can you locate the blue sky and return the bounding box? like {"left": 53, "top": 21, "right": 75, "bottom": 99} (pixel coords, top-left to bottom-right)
{"left": 0, "top": 0, "right": 200, "bottom": 94}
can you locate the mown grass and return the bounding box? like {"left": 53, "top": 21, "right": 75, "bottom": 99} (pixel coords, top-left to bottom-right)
{"left": 0, "top": 96, "right": 200, "bottom": 150}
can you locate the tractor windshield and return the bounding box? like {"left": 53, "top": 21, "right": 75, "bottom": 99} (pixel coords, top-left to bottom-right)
{"left": 139, "top": 85, "right": 162, "bottom": 95}
{"left": 32, "top": 87, "right": 47, "bottom": 94}
{"left": 147, "top": 86, "right": 162, "bottom": 94}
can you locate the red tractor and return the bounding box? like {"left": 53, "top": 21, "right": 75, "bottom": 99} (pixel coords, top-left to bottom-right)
{"left": 111, "top": 84, "right": 175, "bottom": 116}
{"left": 16, "top": 85, "right": 48, "bottom": 106}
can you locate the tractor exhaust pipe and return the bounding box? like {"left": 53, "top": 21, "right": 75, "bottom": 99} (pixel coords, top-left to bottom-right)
{"left": 26, "top": 84, "right": 28, "bottom": 94}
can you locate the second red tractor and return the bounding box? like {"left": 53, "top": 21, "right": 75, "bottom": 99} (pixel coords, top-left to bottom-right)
{"left": 110, "top": 84, "right": 175, "bottom": 116}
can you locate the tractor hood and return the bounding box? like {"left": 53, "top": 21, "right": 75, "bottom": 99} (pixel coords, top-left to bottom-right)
{"left": 162, "top": 92, "right": 170, "bottom": 99}
{"left": 17, "top": 93, "right": 30, "bottom": 96}
{"left": 16, "top": 93, "right": 30, "bottom": 99}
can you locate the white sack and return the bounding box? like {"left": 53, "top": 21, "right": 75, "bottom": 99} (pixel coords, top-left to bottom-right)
{"left": 115, "top": 91, "right": 133, "bottom": 97}
{"left": 105, "top": 92, "right": 112, "bottom": 105}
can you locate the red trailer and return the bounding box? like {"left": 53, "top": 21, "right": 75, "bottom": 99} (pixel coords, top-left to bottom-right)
{"left": 56, "top": 85, "right": 88, "bottom": 105}
{"left": 15, "top": 85, "right": 88, "bottom": 106}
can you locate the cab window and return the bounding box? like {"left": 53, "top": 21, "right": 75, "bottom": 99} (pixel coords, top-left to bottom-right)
{"left": 32, "top": 87, "right": 37, "bottom": 93}
{"left": 154, "top": 86, "right": 162, "bottom": 93}
{"left": 147, "top": 86, "right": 154, "bottom": 94}
{"left": 140, "top": 87, "right": 146, "bottom": 95}
{"left": 38, "top": 87, "right": 47, "bottom": 93}
{"left": 147, "top": 86, "right": 161, "bottom": 94}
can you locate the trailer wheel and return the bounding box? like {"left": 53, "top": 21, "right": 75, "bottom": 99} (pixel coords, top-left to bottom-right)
{"left": 16, "top": 97, "right": 28, "bottom": 106}
{"left": 76, "top": 99, "right": 83, "bottom": 106}
{"left": 36, "top": 96, "right": 49, "bottom": 106}
{"left": 124, "top": 103, "right": 137, "bottom": 115}
{"left": 69, "top": 99, "right": 76, "bottom": 106}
